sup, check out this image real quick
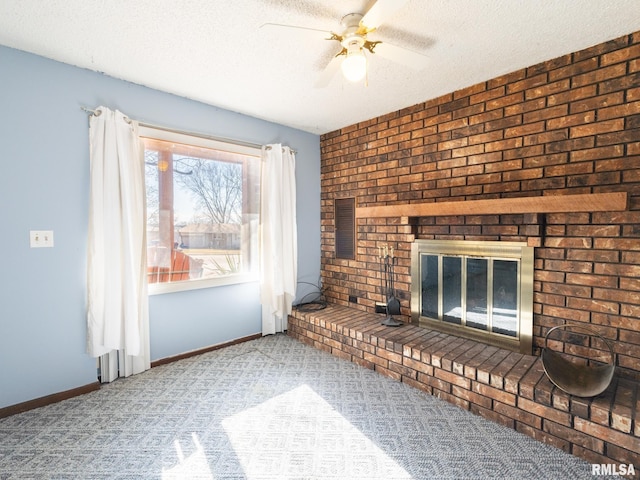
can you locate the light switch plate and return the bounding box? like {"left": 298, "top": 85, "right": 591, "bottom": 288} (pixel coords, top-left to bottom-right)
{"left": 30, "top": 230, "right": 54, "bottom": 248}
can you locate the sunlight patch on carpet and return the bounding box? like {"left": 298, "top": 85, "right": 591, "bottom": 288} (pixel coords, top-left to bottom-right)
{"left": 162, "top": 432, "right": 214, "bottom": 480}
{"left": 222, "top": 384, "right": 413, "bottom": 479}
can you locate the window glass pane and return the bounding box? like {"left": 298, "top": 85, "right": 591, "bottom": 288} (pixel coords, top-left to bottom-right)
{"left": 421, "top": 254, "right": 439, "bottom": 319}
{"left": 142, "top": 135, "right": 259, "bottom": 288}
{"left": 442, "top": 256, "right": 462, "bottom": 325}
{"left": 492, "top": 260, "right": 518, "bottom": 337}
{"left": 466, "top": 258, "right": 488, "bottom": 331}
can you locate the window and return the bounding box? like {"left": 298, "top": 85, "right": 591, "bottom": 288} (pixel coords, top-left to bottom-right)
{"left": 140, "top": 126, "right": 260, "bottom": 294}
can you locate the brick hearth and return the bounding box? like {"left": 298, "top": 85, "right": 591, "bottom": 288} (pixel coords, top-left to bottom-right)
{"left": 288, "top": 304, "right": 639, "bottom": 469}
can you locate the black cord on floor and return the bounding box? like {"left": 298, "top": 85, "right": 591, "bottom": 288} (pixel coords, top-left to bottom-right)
{"left": 293, "top": 280, "right": 327, "bottom": 312}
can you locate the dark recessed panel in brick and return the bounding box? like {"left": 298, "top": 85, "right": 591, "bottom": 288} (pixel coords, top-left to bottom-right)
{"left": 335, "top": 197, "right": 355, "bottom": 259}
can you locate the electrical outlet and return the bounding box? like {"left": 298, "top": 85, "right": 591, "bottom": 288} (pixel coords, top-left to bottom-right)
{"left": 30, "top": 230, "right": 54, "bottom": 248}
{"left": 375, "top": 302, "right": 387, "bottom": 314}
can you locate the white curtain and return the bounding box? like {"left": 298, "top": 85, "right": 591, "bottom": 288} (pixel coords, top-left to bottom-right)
{"left": 86, "top": 106, "right": 150, "bottom": 382}
{"left": 260, "top": 144, "right": 297, "bottom": 335}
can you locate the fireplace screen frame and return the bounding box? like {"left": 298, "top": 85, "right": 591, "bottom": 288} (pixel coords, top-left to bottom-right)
{"left": 411, "top": 240, "right": 534, "bottom": 354}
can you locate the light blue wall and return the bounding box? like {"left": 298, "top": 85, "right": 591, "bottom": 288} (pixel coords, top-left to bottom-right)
{"left": 0, "top": 45, "right": 321, "bottom": 409}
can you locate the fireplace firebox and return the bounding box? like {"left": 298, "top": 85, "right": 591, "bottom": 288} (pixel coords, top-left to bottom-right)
{"left": 411, "top": 240, "right": 534, "bottom": 354}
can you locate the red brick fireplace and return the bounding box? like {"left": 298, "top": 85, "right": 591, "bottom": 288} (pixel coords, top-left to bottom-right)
{"left": 320, "top": 30, "right": 640, "bottom": 381}
{"left": 303, "top": 30, "right": 640, "bottom": 471}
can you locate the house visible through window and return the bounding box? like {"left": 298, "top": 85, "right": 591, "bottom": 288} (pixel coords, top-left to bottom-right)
{"left": 140, "top": 126, "right": 260, "bottom": 293}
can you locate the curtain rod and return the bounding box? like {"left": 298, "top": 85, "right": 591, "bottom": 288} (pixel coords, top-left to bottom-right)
{"left": 80, "top": 106, "right": 296, "bottom": 154}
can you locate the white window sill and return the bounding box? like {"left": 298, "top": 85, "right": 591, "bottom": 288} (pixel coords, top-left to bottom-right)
{"left": 148, "top": 273, "right": 258, "bottom": 295}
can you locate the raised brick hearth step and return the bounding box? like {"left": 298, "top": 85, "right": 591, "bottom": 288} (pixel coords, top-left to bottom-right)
{"left": 288, "top": 304, "right": 639, "bottom": 469}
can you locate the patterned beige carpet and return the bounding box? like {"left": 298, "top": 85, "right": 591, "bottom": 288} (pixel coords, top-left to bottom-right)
{"left": 0, "top": 334, "right": 607, "bottom": 479}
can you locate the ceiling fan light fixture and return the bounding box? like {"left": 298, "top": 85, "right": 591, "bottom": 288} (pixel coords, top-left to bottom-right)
{"left": 341, "top": 42, "right": 367, "bottom": 82}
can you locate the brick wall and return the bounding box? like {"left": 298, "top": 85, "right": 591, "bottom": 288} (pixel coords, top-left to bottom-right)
{"left": 320, "top": 32, "right": 640, "bottom": 379}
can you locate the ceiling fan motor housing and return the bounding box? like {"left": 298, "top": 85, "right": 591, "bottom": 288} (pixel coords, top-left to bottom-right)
{"left": 340, "top": 13, "right": 367, "bottom": 50}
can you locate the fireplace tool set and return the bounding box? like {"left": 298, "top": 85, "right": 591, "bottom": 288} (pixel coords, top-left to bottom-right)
{"left": 379, "top": 245, "right": 403, "bottom": 327}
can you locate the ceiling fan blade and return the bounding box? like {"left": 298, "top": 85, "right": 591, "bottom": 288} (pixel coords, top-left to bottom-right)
{"left": 361, "top": 0, "right": 409, "bottom": 31}
{"left": 259, "top": 22, "right": 332, "bottom": 39}
{"left": 314, "top": 53, "right": 343, "bottom": 88}
{"left": 373, "top": 41, "right": 428, "bottom": 70}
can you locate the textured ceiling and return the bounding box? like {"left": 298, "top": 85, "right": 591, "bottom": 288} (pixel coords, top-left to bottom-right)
{"left": 1, "top": 0, "right": 639, "bottom": 135}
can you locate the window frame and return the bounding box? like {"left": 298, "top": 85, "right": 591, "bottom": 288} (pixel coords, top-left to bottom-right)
{"left": 139, "top": 125, "right": 261, "bottom": 295}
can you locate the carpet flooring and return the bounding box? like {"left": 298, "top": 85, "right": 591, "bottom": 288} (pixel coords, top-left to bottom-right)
{"left": 0, "top": 334, "right": 611, "bottom": 479}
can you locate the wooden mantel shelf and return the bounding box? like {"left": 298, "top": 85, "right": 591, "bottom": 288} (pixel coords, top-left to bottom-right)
{"left": 355, "top": 192, "right": 628, "bottom": 219}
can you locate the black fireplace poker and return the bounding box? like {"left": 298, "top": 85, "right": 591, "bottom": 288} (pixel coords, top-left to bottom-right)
{"left": 379, "top": 245, "right": 403, "bottom": 327}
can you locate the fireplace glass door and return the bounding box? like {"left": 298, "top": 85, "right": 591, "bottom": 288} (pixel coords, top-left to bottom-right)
{"left": 420, "top": 254, "right": 519, "bottom": 337}
{"left": 492, "top": 260, "right": 518, "bottom": 337}
{"left": 412, "top": 240, "right": 533, "bottom": 354}
{"left": 443, "top": 256, "right": 462, "bottom": 325}
{"left": 466, "top": 257, "right": 488, "bottom": 331}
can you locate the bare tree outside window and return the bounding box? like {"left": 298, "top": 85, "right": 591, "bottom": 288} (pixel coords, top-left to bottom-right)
{"left": 174, "top": 157, "right": 242, "bottom": 225}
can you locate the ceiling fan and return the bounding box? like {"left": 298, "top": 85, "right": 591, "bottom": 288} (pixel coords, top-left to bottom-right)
{"left": 261, "top": 0, "right": 429, "bottom": 87}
